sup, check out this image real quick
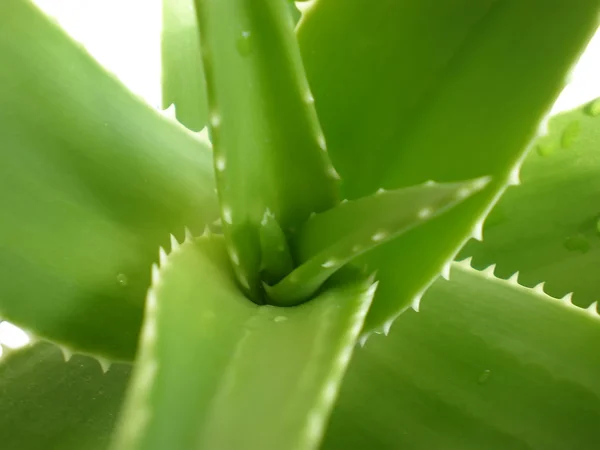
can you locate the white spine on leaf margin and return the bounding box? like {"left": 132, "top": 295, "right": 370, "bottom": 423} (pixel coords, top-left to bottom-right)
{"left": 561, "top": 292, "right": 574, "bottom": 305}
{"left": 59, "top": 345, "right": 73, "bottom": 362}
{"left": 482, "top": 263, "right": 496, "bottom": 276}
{"left": 159, "top": 247, "right": 168, "bottom": 266}
{"left": 440, "top": 262, "right": 452, "bottom": 280}
{"left": 97, "top": 357, "right": 111, "bottom": 373}
{"left": 161, "top": 103, "right": 176, "bottom": 120}
{"left": 458, "top": 259, "right": 600, "bottom": 321}
{"left": 159, "top": 104, "right": 213, "bottom": 148}
{"left": 170, "top": 234, "right": 180, "bottom": 252}
{"left": 533, "top": 281, "right": 546, "bottom": 294}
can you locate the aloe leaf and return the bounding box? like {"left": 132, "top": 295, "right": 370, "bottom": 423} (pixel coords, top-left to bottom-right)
{"left": 463, "top": 98, "right": 600, "bottom": 307}
{"left": 288, "top": 1, "right": 302, "bottom": 24}
{"left": 298, "top": 0, "right": 600, "bottom": 333}
{"left": 162, "top": 0, "right": 208, "bottom": 130}
{"left": 111, "top": 234, "right": 375, "bottom": 450}
{"left": 0, "top": 0, "right": 219, "bottom": 361}
{"left": 259, "top": 209, "right": 295, "bottom": 285}
{"left": 194, "top": 0, "right": 339, "bottom": 298}
{"left": 324, "top": 261, "right": 600, "bottom": 450}
{"left": 267, "top": 177, "right": 489, "bottom": 306}
{"left": 0, "top": 342, "right": 130, "bottom": 450}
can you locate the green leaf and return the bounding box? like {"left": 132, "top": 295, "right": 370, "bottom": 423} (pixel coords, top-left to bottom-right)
{"left": 0, "top": 0, "right": 219, "bottom": 360}
{"left": 288, "top": 0, "right": 302, "bottom": 24}
{"left": 323, "top": 262, "right": 600, "bottom": 450}
{"left": 194, "top": 0, "right": 340, "bottom": 299}
{"left": 267, "top": 177, "right": 489, "bottom": 306}
{"left": 162, "top": 0, "right": 208, "bottom": 130}
{"left": 111, "top": 234, "right": 375, "bottom": 450}
{"left": 298, "top": 0, "right": 600, "bottom": 333}
{"left": 259, "top": 209, "right": 295, "bottom": 285}
{"left": 463, "top": 98, "right": 600, "bottom": 307}
{"left": 0, "top": 342, "right": 130, "bottom": 450}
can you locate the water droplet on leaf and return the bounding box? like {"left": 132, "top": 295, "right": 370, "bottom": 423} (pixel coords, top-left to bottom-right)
{"left": 560, "top": 120, "right": 580, "bottom": 149}
{"left": 116, "top": 273, "right": 128, "bottom": 287}
{"left": 536, "top": 142, "right": 555, "bottom": 157}
{"left": 564, "top": 234, "right": 590, "bottom": 253}
{"left": 236, "top": 31, "right": 253, "bottom": 57}
{"left": 477, "top": 369, "right": 491, "bottom": 385}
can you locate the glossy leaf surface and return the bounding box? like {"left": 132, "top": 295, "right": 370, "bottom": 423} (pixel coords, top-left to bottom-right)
{"left": 298, "top": 0, "right": 600, "bottom": 332}
{"left": 324, "top": 262, "right": 600, "bottom": 450}
{"left": 0, "top": 342, "right": 130, "bottom": 450}
{"left": 267, "top": 178, "right": 488, "bottom": 306}
{"left": 463, "top": 99, "right": 600, "bottom": 307}
{"left": 0, "top": 0, "right": 218, "bottom": 360}
{"left": 162, "top": 0, "right": 208, "bottom": 130}
{"left": 112, "top": 235, "right": 375, "bottom": 450}
{"left": 194, "top": 0, "right": 339, "bottom": 298}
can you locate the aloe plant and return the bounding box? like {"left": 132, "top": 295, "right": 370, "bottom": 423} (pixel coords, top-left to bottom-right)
{"left": 1, "top": 0, "right": 600, "bottom": 449}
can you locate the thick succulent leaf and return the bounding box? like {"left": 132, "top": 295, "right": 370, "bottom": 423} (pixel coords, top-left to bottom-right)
{"left": 0, "top": 0, "right": 218, "bottom": 360}
{"left": 288, "top": 1, "right": 302, "bottom": 24}
{"left": 267, "top": 178, "right": 488, "bottom": 306}
{"left": 259, "top": 210, "right": 295, "bottom": 285}
{"left": 162, "top": 0, "right": 208, "bottom": 130}
{"left": 298, "top": 0, "right": 600, "bottom": 332}
{"left": 463, "top": 98, "right": 600, "bottom": 307}
{"left": 324, "top": 262, "right": 600, "bottom": 450}
{"left": 194, "top": 0, "right": 339, "bottom": 298}
{"left": 111, "top": 235, "right": 375, "bottom": 450}
{"left": 0, "top": 342, "right": 130, "bottom": 450}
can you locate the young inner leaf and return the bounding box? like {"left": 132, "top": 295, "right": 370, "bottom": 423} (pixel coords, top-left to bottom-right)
{"left": 194, "top": 0, "right": 340, "bottom": 300}
{"left": 265, "top": 177, "right": 490, "bottom": 306}
{"left": 259, "top": 209, "right": 295, "bottom": 285}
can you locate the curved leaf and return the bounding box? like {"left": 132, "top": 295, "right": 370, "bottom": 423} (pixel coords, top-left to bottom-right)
{"left": 162, "top": 0, "right": 208, "bottom": 130}
{"left": 463, "top": 99, "right": 600, "bottom": 307}
{"left": 0, "top": 0, "right": 219, "bottom": 360}
{"left": 324, "top": 262, "right": 600, "bottom": 450}
{"left": 298, "top": 0, "right": 600, "bottom": 333}
{"left": 111, "top": 234, "right": 375, "bottom": 450}
{"left": 267, "top": 177, "right": 488, "bottom": 306}
{"left": 0, "top": 342, "right": 130, "bottom": 450}
{"left": 194, "top": 0, "right": 339, "bottom": 299}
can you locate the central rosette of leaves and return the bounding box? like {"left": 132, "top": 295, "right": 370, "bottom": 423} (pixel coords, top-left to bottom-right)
{"left": 213, "top": 178, "right": 488, "bottom": 308}
{"left": 195, "top": 0, "right": 489, "bottom": 308}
